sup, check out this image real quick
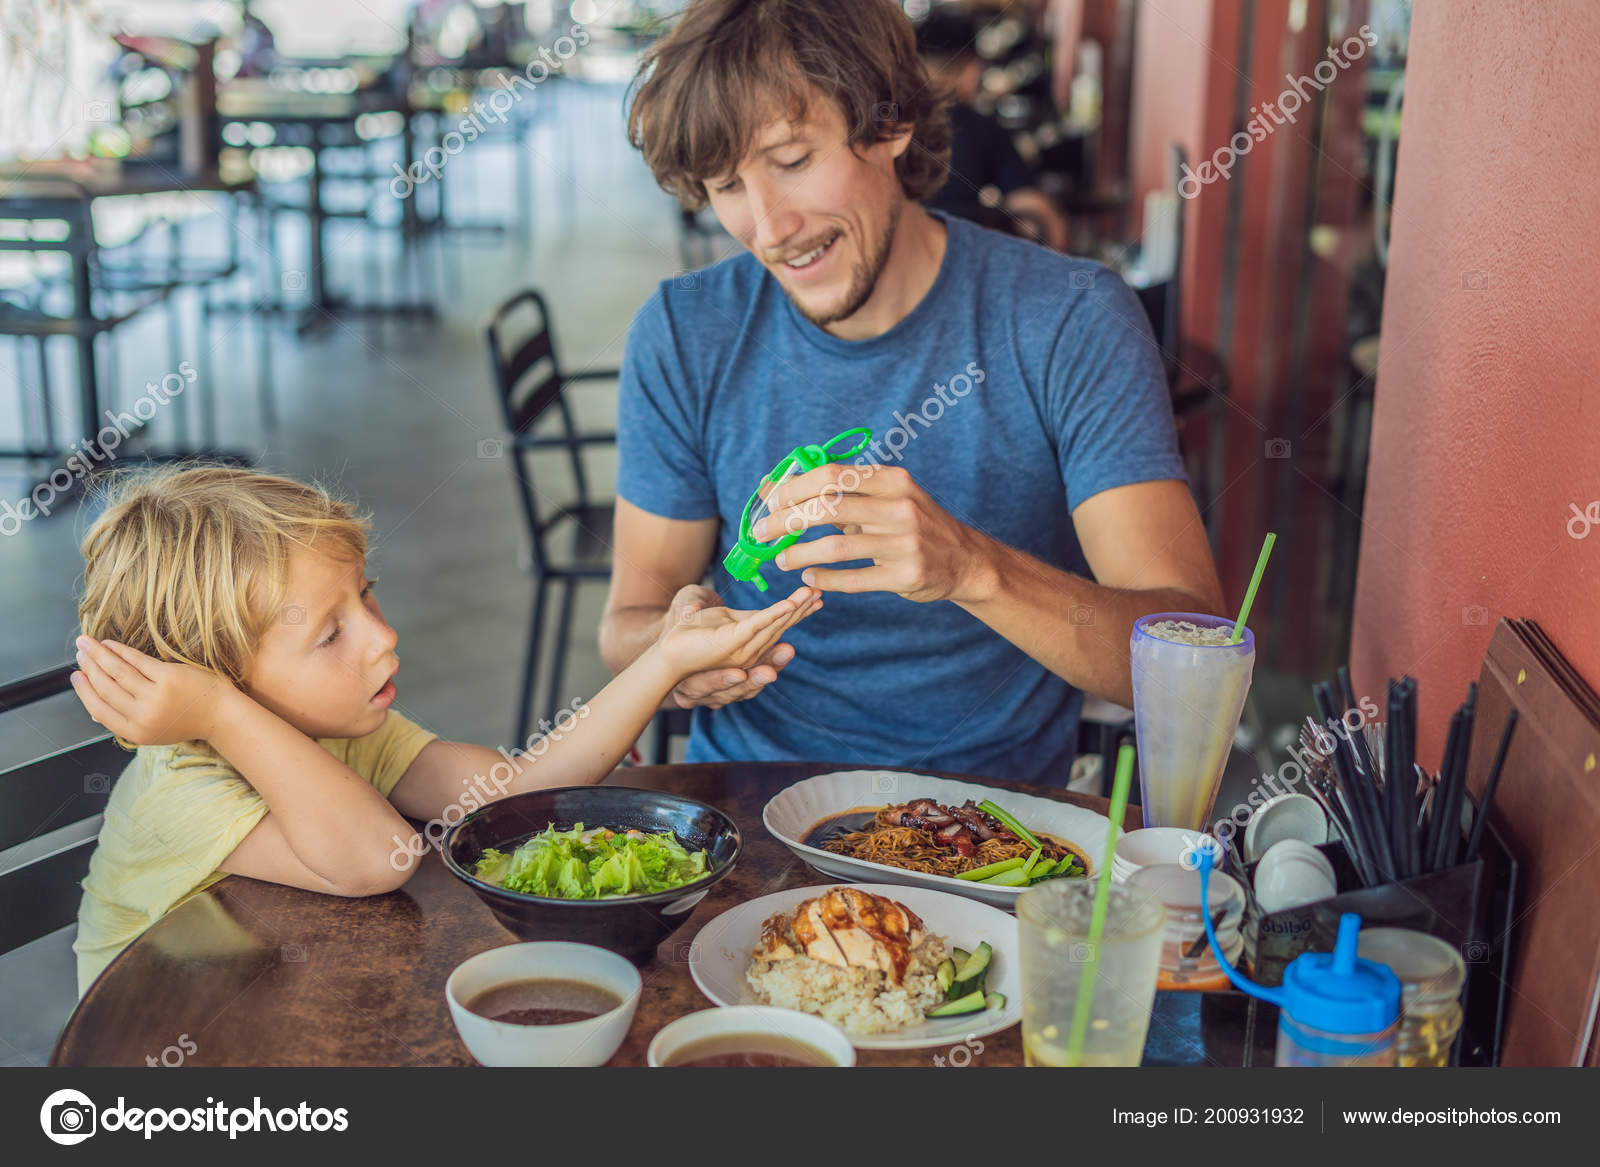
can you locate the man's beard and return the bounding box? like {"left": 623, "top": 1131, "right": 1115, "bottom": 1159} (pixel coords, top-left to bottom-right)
{"left": 785, "top": 202, "right": 901, "bottom": 328}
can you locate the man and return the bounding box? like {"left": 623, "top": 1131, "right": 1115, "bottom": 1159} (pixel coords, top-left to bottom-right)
{"left": 601, "top": 0, "right": 1222, "bottom": 785}
{"left": 917, "top": 5, "right": 1070, "bottom": 251}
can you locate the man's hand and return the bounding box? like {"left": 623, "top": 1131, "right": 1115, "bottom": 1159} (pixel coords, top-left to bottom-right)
{"left": 70, "top": 635, "right": 227, "bottom": 745}
{"left": 659, "top": 585, "right": 804, "bottom": 709}
{"left": 753, "top": 464, "right": 996, "bottom": 604}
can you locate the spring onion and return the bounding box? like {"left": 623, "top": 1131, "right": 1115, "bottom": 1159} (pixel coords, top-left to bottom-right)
{"left": 955, "top": 854, "right": 1026, "bottom": 881}
{"left": 977, "top": 799, "right": 1044, "bottom": 851}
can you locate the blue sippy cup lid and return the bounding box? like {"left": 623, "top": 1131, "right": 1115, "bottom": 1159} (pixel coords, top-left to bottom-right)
{"left": 1280, "top": 914, "right": 1401, "bottom": 1034}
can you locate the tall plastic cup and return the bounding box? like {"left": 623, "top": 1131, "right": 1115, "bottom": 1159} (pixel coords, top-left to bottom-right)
{"left": 1130, "top": 612, "right": 1255, "bottom": 830}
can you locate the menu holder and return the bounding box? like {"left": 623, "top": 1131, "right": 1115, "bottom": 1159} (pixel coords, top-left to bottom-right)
{"left": 1231, "top": 823, "right": 1516, "bottom": 1066}
{"left": 1464, "top": 619, "right": 1600, "bottom": 1066}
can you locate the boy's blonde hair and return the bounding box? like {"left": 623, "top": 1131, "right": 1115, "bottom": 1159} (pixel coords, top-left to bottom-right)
{"left": 78, "top": 464, "right": 370, "bottom": 685}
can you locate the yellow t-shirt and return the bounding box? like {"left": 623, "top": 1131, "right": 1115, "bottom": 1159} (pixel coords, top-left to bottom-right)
{"left": 73, "top": 711, "right": 437, "bottom": 997}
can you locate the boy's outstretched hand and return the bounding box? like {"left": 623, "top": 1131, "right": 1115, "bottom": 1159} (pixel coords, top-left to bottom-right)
{"left": 657, "top": 585, "right": 822, "bottom": 689}
{"left": 70, "top": 636, "right": 225, "bottom": 746}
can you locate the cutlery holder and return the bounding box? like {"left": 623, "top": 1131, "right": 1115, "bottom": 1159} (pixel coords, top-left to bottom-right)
{"left": 1227, "top": 814, "right": 1517, "bottom": 1066}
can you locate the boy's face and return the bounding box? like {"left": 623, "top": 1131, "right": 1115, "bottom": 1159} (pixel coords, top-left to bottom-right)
{"left": 703, "top": 93, "right": 912, "bottom": 328}
{"left": 245, "top": 548, "right": 399, "bottom": 739}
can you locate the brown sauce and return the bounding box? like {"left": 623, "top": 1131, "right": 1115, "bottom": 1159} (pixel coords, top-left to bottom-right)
{"left": 466, "top": 978, "right": 621, "bottom": 1026}
{"left": 666, "top": 1033, "right": 836, "bottom": 1067}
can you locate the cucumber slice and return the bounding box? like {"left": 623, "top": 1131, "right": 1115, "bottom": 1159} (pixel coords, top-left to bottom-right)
{"left": 935, "top": 958, "right": 956, "bottom": 994}
{"left": 952, "top": 941, "right": 992, "bottom": 987}
{"left": 983, "top": 991, "right": 1006, "bottom": 1011}
{"left": 925, "top": 989, "right": 987, "bottom": 1017}
{"left": 952, "top": 947, "right": 971, "bottom": 966}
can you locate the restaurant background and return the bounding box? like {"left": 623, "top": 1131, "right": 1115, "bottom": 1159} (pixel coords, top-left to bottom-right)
{"left": 1, "top": 0, "right": 1594, "bottom": 1070}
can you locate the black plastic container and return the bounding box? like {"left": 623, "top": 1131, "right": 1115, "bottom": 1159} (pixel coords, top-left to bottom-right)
{"left": 443, "top": 786, "right": 742, "bottom": 965}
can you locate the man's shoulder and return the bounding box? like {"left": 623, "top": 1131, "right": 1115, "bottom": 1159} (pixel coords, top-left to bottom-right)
{"left": 642, "top": 249, "right": 771, "bottom": 327}
{"left": 945, "top": 216, "right": 1144, "bottom": 340}
{"left": 948, "top": 214, "right": 1107, "bottom": 291}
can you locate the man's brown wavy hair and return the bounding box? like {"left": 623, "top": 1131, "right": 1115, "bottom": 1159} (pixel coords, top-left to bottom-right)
{"left": 627, "top": 0, "right": 951, "bottom": 211}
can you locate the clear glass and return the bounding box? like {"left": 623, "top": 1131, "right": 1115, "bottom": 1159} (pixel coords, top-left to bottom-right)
{"left": 1017, "top": 882, "right": 1166, "bottom": 1066}
{"left": 1130, "top": 612, "right": 1256, "bottom": 829}
{"left": 1276, "top": 1017, "right": 1397, "bottom": 1067}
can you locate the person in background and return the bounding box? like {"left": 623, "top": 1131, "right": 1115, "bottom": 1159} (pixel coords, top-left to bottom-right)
{"left": 917, "top": 5, "right": 1069, "bottom": 251}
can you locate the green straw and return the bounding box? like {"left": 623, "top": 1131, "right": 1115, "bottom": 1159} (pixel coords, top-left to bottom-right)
{"left": 1064, "top": 741, "right": 1137, "bottom": 1066}
{"left": 1229, "top": 531, "right": 1277, "bottom": 643}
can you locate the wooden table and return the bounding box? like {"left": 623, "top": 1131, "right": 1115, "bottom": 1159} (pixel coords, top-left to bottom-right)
{"left": 55, "top": 761, "right": 1252, "bottom": 1068}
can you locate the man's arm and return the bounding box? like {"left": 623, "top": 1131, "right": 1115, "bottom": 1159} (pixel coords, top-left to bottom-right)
{"left": 956, "top": 478, "right": 1223, "bottom": 707}
{"left": 598, "top": 500, "right": 717, "bottom": 674}
{"left": 598, "top": 498, "right": 799, "bottom": 709}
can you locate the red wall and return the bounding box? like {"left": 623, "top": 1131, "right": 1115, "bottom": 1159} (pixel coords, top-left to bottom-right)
{"left": 1349, "top": 0, "right": 1600, "bottom": 765}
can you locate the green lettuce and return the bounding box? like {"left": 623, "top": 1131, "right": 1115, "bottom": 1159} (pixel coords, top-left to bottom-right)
{"left": 471, "top": 822, "right": 713, "bottom": 900}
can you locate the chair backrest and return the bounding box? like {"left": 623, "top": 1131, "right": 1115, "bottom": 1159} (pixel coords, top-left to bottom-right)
{"left": 0, "top": 665, "right": 127, "bottom": 956}
{"left": 484, "top": 289, "right": 591, "bottom": 571}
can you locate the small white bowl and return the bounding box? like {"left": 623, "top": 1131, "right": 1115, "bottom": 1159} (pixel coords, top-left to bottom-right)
{"left": 1253, "top": 839, "right": 1337, "bottom": 913}
{"left": 446, "top": 942, "right": 641, "bottom": 1067}
{"left": 1119, "top": 827, "right": 1221, "bottom": 870}
{"left": 1244, "top": 793, "right": 1328, "bottom": 862}
{"left": 647, "top": 1006, "right": 856, "bottom": 1068}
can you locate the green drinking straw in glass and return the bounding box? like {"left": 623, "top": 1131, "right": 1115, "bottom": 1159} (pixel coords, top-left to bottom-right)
{"left": 1064, "top": 741, "right": 1138, "bottom": 1066}
{"left": 1229, "top": 532, "right": 1277, "bottom": 644}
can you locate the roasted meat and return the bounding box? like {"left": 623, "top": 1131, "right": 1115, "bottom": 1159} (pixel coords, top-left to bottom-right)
{"left": 752, "top": 888, "right": 927, "bottom": 984}
{"left": 882, "top": 798, "right": 1019, "bottom": 848}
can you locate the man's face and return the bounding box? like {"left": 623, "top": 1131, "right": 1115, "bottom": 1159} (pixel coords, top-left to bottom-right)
{"left": 703, "top": 96, "right": 911, "bottom": 328}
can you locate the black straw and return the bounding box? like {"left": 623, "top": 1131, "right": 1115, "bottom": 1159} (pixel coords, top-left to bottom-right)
{"left": 1316, "top": 682, "right": 1390, "bottom": 884}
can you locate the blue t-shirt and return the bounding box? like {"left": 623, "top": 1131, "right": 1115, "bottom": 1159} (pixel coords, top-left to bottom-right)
{"left": 616, "top": 213, "right": 1184, "bottom": 785}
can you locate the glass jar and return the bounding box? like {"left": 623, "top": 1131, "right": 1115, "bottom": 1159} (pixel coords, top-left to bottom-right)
{"left": 1356, "top": 928, "right": 1467, "bottom": 1067}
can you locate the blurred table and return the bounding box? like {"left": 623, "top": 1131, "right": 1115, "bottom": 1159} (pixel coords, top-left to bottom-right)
{"left": 216, "top": 81, "right": 436, "bottom": 332}
{"left": 52, "top": 761, "right": 1273, "bottom": 1067}
{"left": 0, "top": 160, "right": 256, "bottom": 457}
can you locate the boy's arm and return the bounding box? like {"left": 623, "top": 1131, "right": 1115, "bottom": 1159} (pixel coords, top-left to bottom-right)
{"left": 205, "top": 688, "right": 422, "bottom": 895}
{"left": 387, "top": 588, "right": 820, "bottom": 821}
{"left": 386, "top": 643, "right": 680, "bottom": 821}
{"left": 72, "top": 638, "right": 420, "bottom": 896}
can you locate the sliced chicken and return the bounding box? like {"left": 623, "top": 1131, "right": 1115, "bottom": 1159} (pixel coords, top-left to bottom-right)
{"left": 753, "top": 888, "right": 927, "bottom": 985}
{"left": 792, "top": 897, "right": 850, "bottom": 968}
{"left": 754, "top": 912, "right": 796, "bottom": 962}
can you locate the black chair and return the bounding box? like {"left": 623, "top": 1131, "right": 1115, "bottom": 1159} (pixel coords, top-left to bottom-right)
{"left": 485, "top": 289, "right": 623, "bottom": 750}
{"left": 0, "top": 664, "right": 127, "bottom": 957}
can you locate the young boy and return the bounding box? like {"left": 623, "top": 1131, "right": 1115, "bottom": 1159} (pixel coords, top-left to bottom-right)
{"left": 69, "top": 464, "right": 819, "bottom": 995}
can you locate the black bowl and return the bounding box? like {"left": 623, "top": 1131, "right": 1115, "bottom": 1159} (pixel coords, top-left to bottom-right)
{"left": 442, "top": 786, "right": 741, "bottom": 965}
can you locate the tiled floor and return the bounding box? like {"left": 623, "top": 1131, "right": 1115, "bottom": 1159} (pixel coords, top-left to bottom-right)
{"left": 0, "top": 81, "right": 1305, "bottom": 1064}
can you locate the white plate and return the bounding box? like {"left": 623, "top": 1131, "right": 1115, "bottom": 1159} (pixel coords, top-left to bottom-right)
{"left": 688, "top": 883, "right": 1020, "bottom": 1051}
{"left": 762, "top": 769, "right": 1135, "bottom": 908}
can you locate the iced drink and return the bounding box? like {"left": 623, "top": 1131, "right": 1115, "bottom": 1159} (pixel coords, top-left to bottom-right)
{"left": 1018, "top": 881, "right": 1165, "bottom": 1066}
{"left": 1130, "top": 613, "right": 1255, "bottom": 830}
